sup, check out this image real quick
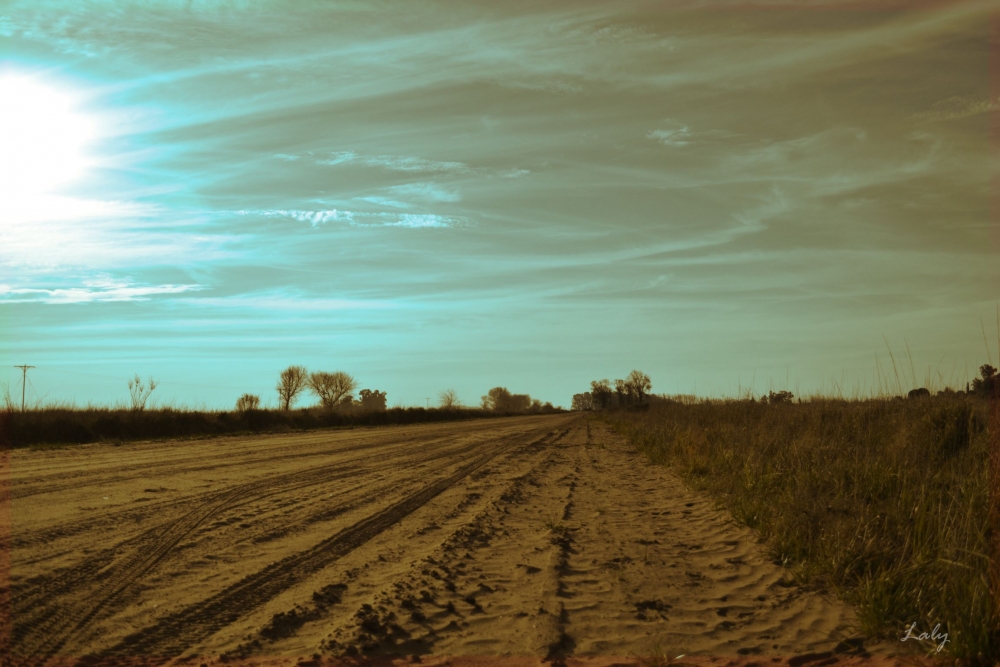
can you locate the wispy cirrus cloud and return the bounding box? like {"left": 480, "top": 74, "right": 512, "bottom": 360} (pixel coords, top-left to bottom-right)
{"left": 234, "top": 209, "right": 461, "bottom": 229}
{"left": 317, "top": 151, "right": 469, "bottom": 174}
{"left": 647, "top": 121, "right": 692, "bottom": 147}
{"left": 0, "top": 276, "right": 205, "bottom": 304}
{"left": 236, "top": 208, "right": 354, "bottom": 227}
{"left": 912, "top": 95, "right": 1000, "bottom": 122}
{"left": 387, "top": 182, "right": 461, "bottom": 203}
{"left": 382, "top": 214, "right": 455, "bottom": 228}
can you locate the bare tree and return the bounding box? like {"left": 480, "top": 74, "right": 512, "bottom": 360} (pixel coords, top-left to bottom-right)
{"left": 235, "top": 393, "right": 261, "bottom": 412}
{"left": 308, "top": 371, "right": 357, "bottom": 409}
{"left": 438, "top": 389, "right": 460, "bottom": 409}
{"left": 276, "top": 365, "right": 308, "bottom": 410}
{"left": 128, "top": 374, "right": 158, "bottom": 412}
{"left": 626, "top": 370, "right": 652, "bottom": 404}
{"left": 613, "top": 378, "right": 628, "bottom": 406}
{"left": 590, "top": 380, "right": 613, "bottom": 409}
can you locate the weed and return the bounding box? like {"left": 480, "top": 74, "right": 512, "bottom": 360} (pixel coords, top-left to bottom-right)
{"left": 544, "top": 516, "right": 567, "bottom": 533}
{"left": 635, "top": 639, "right": 693, "bottom": 667}
{"left": 606, "top": 394, "right": 997, "bottom": 662}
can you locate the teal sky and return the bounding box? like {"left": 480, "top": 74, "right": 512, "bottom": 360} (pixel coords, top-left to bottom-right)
{"left": 1, "top": 1, "right": 997, "bottom": 409}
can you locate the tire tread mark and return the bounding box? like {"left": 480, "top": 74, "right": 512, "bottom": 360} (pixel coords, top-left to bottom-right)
{"left": 99, "top": 443, "right": 518, "bottom": 658}
{"left": 13, "top": 427, "right": 555, "bottom": 658}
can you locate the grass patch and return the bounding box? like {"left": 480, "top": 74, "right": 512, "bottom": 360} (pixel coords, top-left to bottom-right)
{"left": 603, "top": 395, "right": 998, "bottom": 662}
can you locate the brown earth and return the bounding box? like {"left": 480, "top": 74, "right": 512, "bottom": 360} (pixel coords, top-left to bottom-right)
{"left": 2, "top": 415, "right": 932, "bottom": 666}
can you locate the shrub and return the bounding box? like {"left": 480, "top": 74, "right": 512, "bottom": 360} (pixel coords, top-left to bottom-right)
{"left": 235, "top": 393, "right": 261, "bottom": 413}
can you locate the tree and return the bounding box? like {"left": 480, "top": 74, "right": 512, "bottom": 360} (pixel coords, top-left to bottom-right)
{"left": 590, "top": 380, "right": 613, "bottom": 409}
{"left": 614, "top": 378, "right": 628, "bottom": 406}
{"left": 358, "top": 389, "right": 387, "bottom": 412}
{"left": 764, "top": 390, "right": 794, "bottom": 404}
{"left": 972, "top": 364, "right": 998, "bottom": 397}
{"left": 438, "top": 389, "right": 460, "bottom": 409}
{"left": 510, "top": 394, "right": 532, "bottom": 413}
{"left": 276, "top": 365, "right": 308, "bottom": 410}
{"left": 308, "top": 371, "right": 357, "bottom": 409}
{"left": 482, "top": 386, "right": 513, "bottom": 411}
{"left": 235, "top": 393, "right": 261, "bottom": 412}
{"left": 626, "top": 370, "right": 652, "bottom": 404}
{"left": 128, "top": 374, "right": 157, "bottom": 412}
{"left": 571, "top": 392, "right": 593, "bottom": 411}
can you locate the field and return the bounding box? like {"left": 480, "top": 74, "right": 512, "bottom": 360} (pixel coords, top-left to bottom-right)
{"left": 607, "top": 396, "right": 998, "bottom": 664}
{"left": 0, "top": 415, "right": 927, "bottom": 666}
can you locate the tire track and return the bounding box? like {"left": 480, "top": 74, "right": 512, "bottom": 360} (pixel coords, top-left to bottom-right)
{"left": 10, "top": 429, "right": 465, "bottom": 501}
{"left": 11, "top": 433, "right": 501, "bottom": 656}
{"left": 11, "top": 432, "right": 470, "bottom": 550}
{"left": 94, "top": 433, "right": 540, "bottom": 659}
{"left": 12, "top": 425, "right": 560, "bottom": 659}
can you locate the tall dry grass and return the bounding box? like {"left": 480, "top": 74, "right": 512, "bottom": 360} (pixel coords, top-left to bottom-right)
{"left": 606, "top": 396, "right": 997, "bottom": 662}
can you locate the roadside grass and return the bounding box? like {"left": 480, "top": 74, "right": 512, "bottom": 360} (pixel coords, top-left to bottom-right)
{"left": 0, "top": 405, "right": 531, "bottom": 448}
{"left": 603, "top": 395, "right": 997, "bottom": 663}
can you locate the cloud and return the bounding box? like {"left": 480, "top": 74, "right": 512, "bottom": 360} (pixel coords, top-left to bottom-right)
{"left": 357, "top": 196, "right": 410, "bottom": 209}
{"left": 0, "top": 277, "right": 205, "bottom": 304}
{"left": 318, "top": 151, "right": 469, "bottom": 173}
{"left": 380, "top": 214, "right": 455, "bottom": 228}
{"left": 318, "top": 151, "right": 357, "bottom": 166}
{"left": 912, "top": 96, "right": 1000, "bottom": 122}
{"left": 188, "top": 290, "right": 400, "bottom": 312}
{"left": 236, "top": 208, "right": 354, "bottom": 227}
{"left": 236, "top": 208, "right": 460, "bottom": 229}
{"left": 388, "top": 182, "right": 461, "bottom": 203}
{"left": 647, "top": 121, "right": 692, "bottom": 147}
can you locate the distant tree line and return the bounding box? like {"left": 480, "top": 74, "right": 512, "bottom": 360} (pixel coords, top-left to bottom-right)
{"left": 573, "top": 370, "right": 651, "bottom": 411}
{"left": 480, "top": 387, "right": 557, "bottom": 413}
{"left": 231, "top": 366, "right": 388, "bottom": 413}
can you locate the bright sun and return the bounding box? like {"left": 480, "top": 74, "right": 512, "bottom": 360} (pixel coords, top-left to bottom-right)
{"left": 0, "top": 72, "right": 97, "bottom": 216}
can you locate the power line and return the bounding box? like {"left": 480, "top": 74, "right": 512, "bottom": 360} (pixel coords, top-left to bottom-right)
{"left": 13, "top": 365, "right": 34, "bottom": 412}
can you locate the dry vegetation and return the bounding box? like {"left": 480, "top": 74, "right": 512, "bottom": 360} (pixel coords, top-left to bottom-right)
{"left": 604, "top": 394, "right": 998, "bottom": 663}
{"left": 0, "top": 405, "right": 505, "bottom": 448}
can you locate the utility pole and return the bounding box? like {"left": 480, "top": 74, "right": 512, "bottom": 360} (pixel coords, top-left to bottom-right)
{"left": 425, "top": 397, "right": 430, "bottom": 409}
{"left": 13, "top": 365, "right": 35, "bottom": 412}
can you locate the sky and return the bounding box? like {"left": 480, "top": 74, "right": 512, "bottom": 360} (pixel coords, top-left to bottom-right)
{"left": 1, "top": 0, "right": 998, "bottom": 410}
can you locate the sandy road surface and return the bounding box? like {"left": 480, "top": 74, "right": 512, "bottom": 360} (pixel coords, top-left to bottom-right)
{"left": 4, "top": 415, "right": 910, "bottom": 665}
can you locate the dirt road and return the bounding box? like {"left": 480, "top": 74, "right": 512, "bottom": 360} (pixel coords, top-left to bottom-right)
{"left": 4, "top": 415, "right": 906, "bottom": 665}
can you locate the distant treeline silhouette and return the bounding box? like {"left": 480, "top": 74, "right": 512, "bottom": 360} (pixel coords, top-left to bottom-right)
{"left": 572, "top": 370, "right": 652, "bottom": 411}
{"left": 0, "top": 365, "right": 568, "bottom": 447}
{"left": 2, "top": 405, "right": 503, "bottom": 448}
{"left": 480, "top": 386, "right": 557, "bottom": 413}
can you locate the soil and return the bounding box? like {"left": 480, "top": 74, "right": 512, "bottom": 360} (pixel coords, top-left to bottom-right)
{"left": 2, "top": 415, "right": 927, "bottom": 666}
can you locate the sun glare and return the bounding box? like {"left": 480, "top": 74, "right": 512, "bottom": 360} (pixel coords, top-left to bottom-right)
{"left": 0, "top": 71, "right": 97, "bottom": 220}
